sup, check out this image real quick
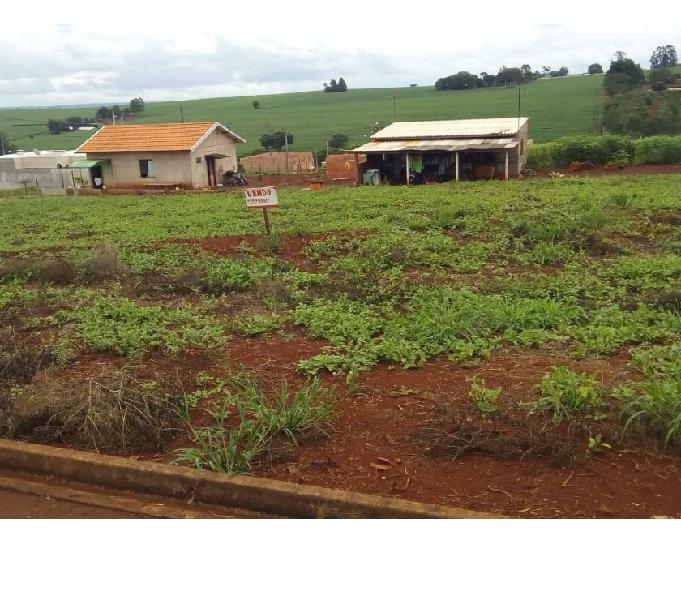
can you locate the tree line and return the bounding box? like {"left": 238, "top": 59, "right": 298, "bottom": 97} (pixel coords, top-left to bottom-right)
{"left": 435, "top": 65, "right": 568, "bottom": 90}
{"left": 46, "top": 97, "right": 145, "bottom": 135}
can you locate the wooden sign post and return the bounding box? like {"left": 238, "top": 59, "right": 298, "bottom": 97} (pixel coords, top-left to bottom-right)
{"left": 244, "top": 186, "right": 278, "bottom": 236}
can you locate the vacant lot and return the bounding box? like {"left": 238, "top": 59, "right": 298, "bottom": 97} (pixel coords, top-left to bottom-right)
{"left": 2, "top": 175, "right": 680, "bottom": 517}
{"left": 1, "top": 75, "right": 603, "bottom": 153}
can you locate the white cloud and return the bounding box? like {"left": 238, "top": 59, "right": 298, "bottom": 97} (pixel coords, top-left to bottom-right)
{"left": 0, "top": 9, "right": 680, "bottom": 107}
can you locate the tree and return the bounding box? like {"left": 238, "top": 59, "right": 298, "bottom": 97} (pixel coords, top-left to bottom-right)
{"left": 0, "top": 131, "right": 17, "bottom": 154}
{"left": 650, "top": 45, "right": 678, "bottom": 69}
{"left": 129, "top": 97, "right": 145, "bottom": 113}
{"left": 47, "top": 119, "right": 64, "bottom": 134}
{"left": 252, "top": 100, "right": 260, "bottom": 110}
{"left": 588, "top": 63, "right": 603, "bottom": 75}
{"left": 435, "top": 71, "right": 481, "bottom": 90}
{"left": 604, "top": 56, "right": 645, "bottom": 95}
{"left": 496, "top": 67, "right": 523, "bottom": 85}
{"left": 337, "top": 77, "right": 348, "bottom": 92}
{"left": 96, "top": 106, "right": 112, "bottom": 121}
{"left": 328, "top": 133, "right": 349, "bottom": 150}
{"left": 520, "top": 64, "right": 533, "bottom": 82}
{"left": 480, "top": 72, "right": 497, "bottom": 86}
{"left": 542, "top": 66, "right": 551, "bottom": 77}
{"left": 260, "top": 131, "right": 293, "bottom": 150}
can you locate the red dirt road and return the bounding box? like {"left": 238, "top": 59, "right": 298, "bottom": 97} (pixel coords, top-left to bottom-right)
{"left": 0, "top": 488, "right": 134, "bottom": 518}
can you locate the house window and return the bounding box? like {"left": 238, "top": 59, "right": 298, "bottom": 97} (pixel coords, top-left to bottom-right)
{"left": 139, "top": 159, "right": 155, "bottom": 178}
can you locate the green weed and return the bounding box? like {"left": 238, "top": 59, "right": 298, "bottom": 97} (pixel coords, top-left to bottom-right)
{"left": 530, "top": 366, "right": 605, "bottom": 423}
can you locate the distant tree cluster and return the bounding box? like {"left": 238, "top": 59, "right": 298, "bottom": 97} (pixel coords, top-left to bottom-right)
{"left": 323, "top": 77, "right": 348, "bottom": 92}
{"left": 260, "top": 131, "right": 293, "bottom": 150}
{"left": 588, "top": 63, "right": 603, "bottom": 75}
{"left": 95, "top": 98, "right": 146, "bottom": 122}
{"left": 601, "top": 46, "right": 681, "bottom": 136}
{"left": 47, "top": 116, "right": 91, "bottom": 134}
{"left": 435, "top": 65, "right": 544, "bottom": 91}
{"left": 0, "top": 130, "right": 17, "bottom": 154}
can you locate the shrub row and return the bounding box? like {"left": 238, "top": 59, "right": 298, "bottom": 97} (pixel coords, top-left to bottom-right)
{"left": 528, "top": 134, "right": 681, "bottom": 169}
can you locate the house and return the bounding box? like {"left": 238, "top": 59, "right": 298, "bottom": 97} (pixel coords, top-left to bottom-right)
{"left": 351, "top": 117, "right": 530, "bottom": 184}
{"left": 75, "top": 121, "right": 245, "bottom": 190}
{"left": 240, "top": 151, "right": 316, "bottom": 174}
{"left": 0, "top": 150, "right": 88, "bottom": 192}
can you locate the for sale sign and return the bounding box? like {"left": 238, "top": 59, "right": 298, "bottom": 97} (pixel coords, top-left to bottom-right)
{"left": 244, "top": 186, "right": 278, "bottom": 208}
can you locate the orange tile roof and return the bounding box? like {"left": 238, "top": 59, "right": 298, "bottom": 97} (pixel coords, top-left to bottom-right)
{"left": 77, "top": 121, "right": 244, "bottom": 153}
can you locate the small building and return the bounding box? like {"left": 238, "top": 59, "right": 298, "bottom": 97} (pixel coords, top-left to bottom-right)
{"left": 324, "top": 153, "right": 365, "bottom": 186}
{"left": 351, "top": 117, "right": 529, "bottom": 184}
{"left": 240, "top": 151, "right": 316, "bottom": 174}
{"left": 0, "top": 150, "right": 88, "bottom": 192}
{"left": 75, "top": 121, "right": 245, "bottom": 190}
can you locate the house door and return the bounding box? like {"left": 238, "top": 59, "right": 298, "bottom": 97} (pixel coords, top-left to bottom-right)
{"left": 91, "top": 165, "right": 103, "bottom": 188}
{"left": 206, "top": 156, "right": 217, "bottom": 188}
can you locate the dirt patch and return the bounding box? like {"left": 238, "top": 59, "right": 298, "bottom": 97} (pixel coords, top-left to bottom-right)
{"left": 235, "top": 344, "right": 681, "bottom": 518}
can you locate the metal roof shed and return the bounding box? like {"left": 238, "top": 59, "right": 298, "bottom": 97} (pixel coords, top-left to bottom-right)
{"left": 351, "top": 117, "right": 529, "bottom": 184}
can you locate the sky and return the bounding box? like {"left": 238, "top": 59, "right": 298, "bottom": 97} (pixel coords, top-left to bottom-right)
{"left": 1, "top": 2, "right": 680, "bottom": 108}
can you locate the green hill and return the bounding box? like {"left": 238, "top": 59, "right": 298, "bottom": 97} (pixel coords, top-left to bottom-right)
{"left": 0, "top": 75, "right": 605, "bottom": 155}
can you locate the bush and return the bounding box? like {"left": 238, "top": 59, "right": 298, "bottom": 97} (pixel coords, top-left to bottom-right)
{"left": 7, "top": 369, "right": 182, "bottom": 451}
{"left": 82, "top": 242, "right": 124, "bottom": 281}
{"left": 528, "top": 134, "right": 681, "bottom": 168}
{"left": 634, "top": 136, "right": 681, "bottom": 164}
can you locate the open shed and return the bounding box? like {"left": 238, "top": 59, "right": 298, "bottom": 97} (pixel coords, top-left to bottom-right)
{"left": 351, "top": 117, "right": 529, "bottom": 184}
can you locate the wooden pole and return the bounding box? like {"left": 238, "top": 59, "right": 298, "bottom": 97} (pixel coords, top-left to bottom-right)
{"left": 262, "top": 207, "right": 271, "bottom": 236}
{"left": 405, "top": 152, "right": 410, "bottom": 185}
{"left": 455, "top": 152, "right": 460, "bottom": 181}
{"left": 505, "top": 151, "right": 509, "bottom": 180}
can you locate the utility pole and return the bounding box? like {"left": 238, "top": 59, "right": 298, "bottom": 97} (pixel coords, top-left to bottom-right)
{"left": 180, "top": 103, "right": 184, "bottom": 123}
{"left": 393, "top": 95, "right": 397, "bottom": 121}
{"left": 284, "top": 129, "right": 289, "bottom": 173}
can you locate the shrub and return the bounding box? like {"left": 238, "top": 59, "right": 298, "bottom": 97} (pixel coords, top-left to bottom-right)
{"left": 82, "top": 242, "right": 124, "bottom": 280}
{"left": 530, "top": 366, "right": 605, "bottom": 423}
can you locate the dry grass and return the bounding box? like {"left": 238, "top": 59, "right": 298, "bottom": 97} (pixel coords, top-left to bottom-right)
{"left": 6, "top": 368, "right": 183, "bottom": 451}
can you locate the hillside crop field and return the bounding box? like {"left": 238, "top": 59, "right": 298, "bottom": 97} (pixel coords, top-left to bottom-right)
{"left": 0, "top": 75, "right": 604, "bottom": 154}
{"left": 2, "top": 175, "right": 680, "bottom": 517}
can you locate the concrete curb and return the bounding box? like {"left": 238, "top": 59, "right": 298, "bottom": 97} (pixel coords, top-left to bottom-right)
{"left": 0, "top": 439, "right": 497, "bottom": 518}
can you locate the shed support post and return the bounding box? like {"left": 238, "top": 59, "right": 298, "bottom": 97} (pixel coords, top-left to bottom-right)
{"left": 455, "top": 152, "right": 459, "bottom": 181}
{"left": 405, "top": 152, "right": 410, "bottom": 185}
{"left": 505, "top": 151, "right": 509, "bottom": 181}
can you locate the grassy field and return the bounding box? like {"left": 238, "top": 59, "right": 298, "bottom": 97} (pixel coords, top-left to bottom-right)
{"left": 1, "top": 176, "right": 680, "bottom": 517}
{"left": 0, "top": 75, "right": 604, "bottom": 154}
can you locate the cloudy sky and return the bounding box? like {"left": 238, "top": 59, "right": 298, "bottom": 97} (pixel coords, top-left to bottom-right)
{"left": 1, "top": 4, "right": 679, "bottom": 108}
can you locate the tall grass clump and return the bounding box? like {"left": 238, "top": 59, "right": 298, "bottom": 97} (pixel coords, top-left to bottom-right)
{"left": 176, "top": 371, "right": 334, "bottom": 473}
{"left": 617, "top": 344, "right": 681, "bottom": 448}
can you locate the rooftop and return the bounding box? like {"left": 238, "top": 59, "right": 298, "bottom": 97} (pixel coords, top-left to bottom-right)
{"left": 77, "top": 122, "right": 245, "bottom": 153}
{"left": 371, "top": 118, "right": 529, "bottom": 140}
